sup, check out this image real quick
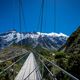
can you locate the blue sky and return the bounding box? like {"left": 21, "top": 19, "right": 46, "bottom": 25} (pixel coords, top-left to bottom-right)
{"left": 0, "top": 0, "right": 80, "bottom": 35}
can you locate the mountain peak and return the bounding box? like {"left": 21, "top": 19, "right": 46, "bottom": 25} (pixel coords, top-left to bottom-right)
{"left": 0, "top": 30, "right": 68, "bottom": 50}
{"left": 37, "top": 32, "right": 68, "bottom": 37}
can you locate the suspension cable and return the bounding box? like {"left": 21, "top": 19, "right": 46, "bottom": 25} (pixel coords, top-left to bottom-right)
{"left": 35, "top": 51, "right": 79, "bottom": 80}
{"left": 19, "top": 0, "right": 23, "bottom": 47}
{"left": 30, "top": 48, "right": 79, "bottom": 80}
{"left": 39, "top": 58, "right": 54, "bottom": 77}
{"left": 19, "top": 0, "right": 27, "bottom": 45}
{"left": 54, "top": 0, "right": 56, "bottom": 32}
{"left": 0, "top": 52, "right": 27, "bottom": 63}
{"left": 20, "top": 0, "right": 26, "bottom": 32}
{"left": 24, "top": 66, "right": 38, "bottom": 80}
{"left": 33, "top": 50, "right": 56, "bottom": 79}
{"left": 35, "top": 1, "right": 43, "bottom": 32}
{"left": 40, "top": 0, "right": 44, "bottom": 33}
{"left": 0, "top": 52, "right": 29, "bottom": 75}
{"left": 39, "top": 0, "right": 45, "bottom": 78}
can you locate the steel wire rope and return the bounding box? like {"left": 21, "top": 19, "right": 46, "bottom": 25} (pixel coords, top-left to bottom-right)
{"left": 0, "top": 52, "right": 27, "bottom": 63}
{"left": 0, "top": 0, "right": 26, "bottom": 78}
{"left": 23, "top": 66, "right": 38, "bottom": 80}
{"left": 33, "top": 1, "right": 79, "bottom": 80}
{"left": 39, "top": 0, "right": 45, "bottom": 79}
{"left": 33, "top": 0, "right": 42, "bottom": 33}
{"left": 19, "top": 0, "right": 23, "bottom": 48}
{"left": 33, "top": 50, "right": 56, "bottom": 80}
{"left": 19, "top": 0, "right": 27, "bottom": 44}
{"left": 32, "top": 49, "right": 79, "bottom": 80}
{"left": 39, "top": 58, "right": 56, "bottom": 79}
{"left": 0, "top": 53, "right": 29, "bottom": 75}
{"left": 40, "top": 0, "right": 44, "bottom": 33}
{"left": 53, "top": 0, "right": 56, "bottom": 32}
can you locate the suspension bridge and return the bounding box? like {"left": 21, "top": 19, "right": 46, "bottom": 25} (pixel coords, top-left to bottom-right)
{"left": 0, "top": 49, "right": 79, "bottom": 80}
{"left": 0, "top": 0, "right": 79, "bottom": 80}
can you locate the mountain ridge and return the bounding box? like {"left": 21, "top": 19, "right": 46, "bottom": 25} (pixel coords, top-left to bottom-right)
{"left": 0, "top": 30, "right": 68, "bottom": 50}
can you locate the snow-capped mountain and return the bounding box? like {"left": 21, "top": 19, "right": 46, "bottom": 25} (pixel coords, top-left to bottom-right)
{"left": 0, "top": 30, "right": 68, "bottom": 50}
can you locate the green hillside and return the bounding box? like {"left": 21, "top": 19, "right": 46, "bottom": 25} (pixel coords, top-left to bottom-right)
{"left": 55, "top": 26, "right": 80, "bottom": 79}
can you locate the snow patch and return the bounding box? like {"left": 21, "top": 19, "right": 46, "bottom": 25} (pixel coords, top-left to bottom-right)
{"left": 37, "top": 32, "right": 68, "bottom": 37}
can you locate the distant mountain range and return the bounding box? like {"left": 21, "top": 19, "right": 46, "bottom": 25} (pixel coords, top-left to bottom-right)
{"left": 0, "top": 30, "right": 68, "bottom": 50}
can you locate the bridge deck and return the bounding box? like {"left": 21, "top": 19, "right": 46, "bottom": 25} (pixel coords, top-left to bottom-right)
{"left": 15, "top": 52, "right": 41, "bottom": 80}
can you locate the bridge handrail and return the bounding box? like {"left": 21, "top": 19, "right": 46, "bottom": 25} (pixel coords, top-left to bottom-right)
{"left": 0, "top": 52, "right": 28, "bottom": 63}
{"left": 0, "top": 52, "right": 29, "bottom": 75}
{"left": 32, "top": 50, "right": 79, "bottom": 80}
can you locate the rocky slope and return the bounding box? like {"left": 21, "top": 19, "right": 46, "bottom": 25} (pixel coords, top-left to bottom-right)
{"left": 56, "top": 26, "right": 80, "bottom": 79}
{"left": 0, "top": 30, "right": 68, "bottom": 50}
{"left": 62, "top": 26, "right": 80, "bottom": 54}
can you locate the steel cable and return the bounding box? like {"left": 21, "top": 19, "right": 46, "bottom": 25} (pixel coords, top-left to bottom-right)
{"left": 0, "top": 52, "right": 29, "bottom": 75}
{"left": 31, "top": 49, "right": 79, "bottom": 80}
